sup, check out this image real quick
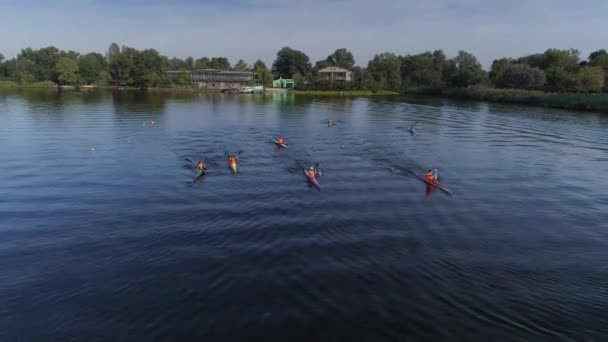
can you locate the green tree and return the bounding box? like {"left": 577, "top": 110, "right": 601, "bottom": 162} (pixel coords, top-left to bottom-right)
{"left": 542, "top": 48, "right": 580, "bottom": 71}
{"left": 293, "top": 73, "right": 306, "bottom": 90}
{"left": 175, "top": 71, "right": 190, "bottom": 86}
{"left": 56, "top": 57, "right": 79, "bottom": 85}
{"left": 184, "top": 57, "right": 194, "bottom": 69}
{"left": 15, "top": 59, "right": 35, "bottom": 83}
{"left": 169, "top": 57, "right": 187, "bottom": 70}
{"left": 78, "top": 53, "right": 106, "bottom": 85}
{"left": 194, "top": 57, "right": 209, "bottom": 69}
{"left": 498, "top": 63, "right": 546, "bottom": 89}
{"left": 448, "top": 51, "right": 485, "bottom": 88}
{"left": 401, "top": 50, "right": 445, "bottom": 89}
{"left": 351, "top": 66, "right": 364, "bottom": 90}
{"left": 577, "top": 66, "right": 605, "bottom": 92}
{"left": 234, "top": 59, "right": 249, "bottom": 71}
{"left": 272, "top": 47, "right": 311, "bottom": 78}
{"left": 0, "top": 53, "right": 4, "bottom": 63}
{"left": 109, "top": 46, "right": 134, "bottom": 85}
{"left": 253, "top": 59, "right": 273, "bottom": 87}
{"left": 589, "top": 49, "right": 608, "bottom": 71}
{"left": 208, "top": 57, "right": 230, "bottom": 70}
{"left": 97, "top": 70, "right": 112, "bottom": 86}
{"left": 107, "top": 43, "right": 120, "bottom": 64}
{"left": 489, "top": 58, "right": 513, "bottom": 86}
{"left": 1, "top": 59, "right": 17, "bottom": 79}
{"left": 545, "top": 66, "right": 577, "bottom": 92}
{"left": 17, "top": 46, "right": 61, "bottom": 82}
{"left": 133, "top": 49, "right": 163, "bottom": 87}
{"left": 367, "top": 52, "right": 401, "bottom": 91}
{"left": 322, "top": 48, "right": 355, "bottom": 69}
{"left": 516, "top": 54, "right": 546, "bottom": 69}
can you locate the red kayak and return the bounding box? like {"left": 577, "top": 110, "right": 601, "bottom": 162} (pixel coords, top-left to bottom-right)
{"left": 304, "top": 168, "right": 320, "bottom": 189}
{"left": 408, "top": 169, "right": 454, "bottom": 196}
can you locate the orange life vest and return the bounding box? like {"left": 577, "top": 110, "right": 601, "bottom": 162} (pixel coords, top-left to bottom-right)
{"left": 278, "top": 137, "right": 284, "bottom": 144}
{"left": 197, "top": 163, "right": 205, "bottom": 171}
{"left": 427, "top": 172, "right": 435, "bottom": 182}
{"left": 308, "top": 169, "right": 316, "bottom": 178}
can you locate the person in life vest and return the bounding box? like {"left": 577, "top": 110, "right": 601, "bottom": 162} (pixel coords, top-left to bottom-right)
{"left": 308, "top": 166, "right": 316, "bottom": 178}
{"left": 196, "top": 161, "right": 206, "bottom": 171}
{"left": 427, "top": 169, "right": 437, "bottom": 182}
{"left": 229, "top": 155, "right": 238, "bottom": 165}
{"left": 277, "top": 136, "right": 285, "bottom": 145}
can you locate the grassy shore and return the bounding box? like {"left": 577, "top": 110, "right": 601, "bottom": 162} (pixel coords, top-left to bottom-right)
{"left": 294, "top": 90, "right": 399, "bottom": 96}
{"left": 0, "top": 81, "right": 55, "bottom": 89}
{"left": 408, "top": 86, "right": 608, "bottom": 112}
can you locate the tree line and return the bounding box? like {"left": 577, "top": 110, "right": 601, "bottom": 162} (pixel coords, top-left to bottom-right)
{"left": 1, "top": 43, "right": 606, "bottom": 93}
{"left": 270, "top": 47, "right": 607, "bottom": 93}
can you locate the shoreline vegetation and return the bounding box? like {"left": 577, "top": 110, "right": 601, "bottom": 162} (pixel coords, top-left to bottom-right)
{"left": 3, "top": 81, "right": 608, "bottom": 112}
{"left": 2, "top": 44, "right": 608, "bottom": 112}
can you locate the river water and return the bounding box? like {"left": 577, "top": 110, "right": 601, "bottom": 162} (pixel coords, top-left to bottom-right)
{"left": 1, "top": 90, "right": 607, "bottom": 340}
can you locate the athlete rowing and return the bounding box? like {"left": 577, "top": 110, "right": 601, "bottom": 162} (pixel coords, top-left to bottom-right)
{"left": 196, "top": 160, "right": 206, "bottom": 172}
{"left": 272, "top": 136, "right": 289, "bottom": 148}
{"left": 304, "top": 165, "right": 320, "bottom": 189}
{"left": 229, "top": 154, "right": 238, "bottom": 172}
{"left": 409, "top": 168, "right": 453, "bottom": 196}
{"left": 307, "top": 166, "right": 317, "bottom": 178}
{"left": 426, "top": 169, "right": 438, "bottom": 182}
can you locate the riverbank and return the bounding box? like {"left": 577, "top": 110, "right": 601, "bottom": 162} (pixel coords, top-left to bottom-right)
{"left": 0, "top": 81, "right": 55, "bottom": 89}
{"left": 4, "top": 82, "right": 607, "bottom": 112}
{"left": 405, "top": 86, "right": 608, "bottom": 112}
{"left": 293, "top": 90, "right": 399, "bottom": 96}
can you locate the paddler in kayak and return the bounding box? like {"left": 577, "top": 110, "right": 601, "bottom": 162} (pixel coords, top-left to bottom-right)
{"left": 229, "top": 155, "right": 238, "bottom": 167}
{"left": 196, "top": 160, "right": 206, "bottom": 172}
{"left": 426, "top": 169, "right": 438, "bottom": 182}
{"left": 307, "top": 166, "right": 317, "bottom": 178}
{"left": 277, "top": 136, "right": 286, "bottom": 145}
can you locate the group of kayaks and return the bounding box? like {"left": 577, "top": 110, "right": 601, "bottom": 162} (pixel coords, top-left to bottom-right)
{"left": 192, "top": 131, "right": 453, "bottom": 196}
{"left": 192, "top": 136, "right": 322, "bottom": 190}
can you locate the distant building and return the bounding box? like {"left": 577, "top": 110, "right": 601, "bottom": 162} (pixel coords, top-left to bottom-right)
{"left": 165, "top": 69, "right": 255, "bottom": 88}
{"left": 272, "top": 77, "right": 295, "bottom": 89}
{"left": 318, "top": 67, "right": 352, "bottom": 82}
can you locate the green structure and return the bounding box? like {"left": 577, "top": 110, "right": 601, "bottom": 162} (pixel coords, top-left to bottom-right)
{"left": 272, "top": 77, "right": 295, "bottom": 88}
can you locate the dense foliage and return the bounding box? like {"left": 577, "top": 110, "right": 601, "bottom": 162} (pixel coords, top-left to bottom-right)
{"left": 0, "top": 44, "right": 606, "bottom": 94}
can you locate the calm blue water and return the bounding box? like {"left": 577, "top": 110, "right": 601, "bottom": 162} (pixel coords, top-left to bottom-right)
{"left": 1, "top": 90, "right": 608, "bottom": 340}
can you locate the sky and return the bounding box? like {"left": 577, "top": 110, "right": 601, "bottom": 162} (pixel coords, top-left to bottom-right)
{"left": 1, "top": 0, "right": 607, "bottom": 68}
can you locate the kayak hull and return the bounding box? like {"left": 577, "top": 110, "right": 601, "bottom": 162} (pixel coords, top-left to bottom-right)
{"left": 304, "top": 168, "right": 320, "bottom": 189}
{"left": 408, "top": 169, "right": 453, "bottom": 196}
{"left": 230, "top": 163, "right": 238, "bottom": 173}
{"left": 271, "top": 138, "right": 289, "bottom": 149}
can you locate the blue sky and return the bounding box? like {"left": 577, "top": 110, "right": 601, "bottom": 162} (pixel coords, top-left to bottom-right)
{"left": 1, "top": 0, "right": 607, "bottom": 68}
